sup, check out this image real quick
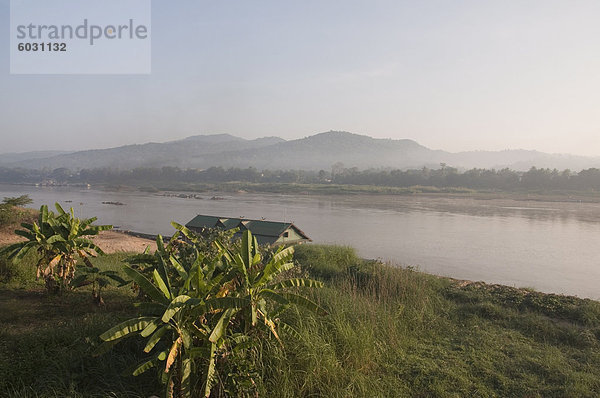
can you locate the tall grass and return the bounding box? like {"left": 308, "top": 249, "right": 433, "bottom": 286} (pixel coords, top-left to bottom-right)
{"left": 255, "top": 244, "right": 600, "bottom": 397}
{"left": 0, "top": 252, "right": 159, "bottom": 397}
{"left": 2, "top": 246, "right": 600, "bottom": 396}
{"left": 0, "top": 250, "right": 38, "bottom": 287}
{"left": 0, "top": 289, "right": 159, "bottom": 397}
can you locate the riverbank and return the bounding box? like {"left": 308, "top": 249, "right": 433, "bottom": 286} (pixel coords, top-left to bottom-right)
{"left": 2, "top": 195, "right": 600, "bottom": 299}
{"left": 0, "top": 228, "right": 157, "bottom": 254}
{"left": 122, "top": 181, "right": 600, "bottom": 203}
{"left": 0, "top": 204, "right": 158, "bottom": 253}
{"left": 8, "top": 180, "right": 600, "bottom": 204}
{"left": 1, "top": 241, "right": 600, "bottom": 396}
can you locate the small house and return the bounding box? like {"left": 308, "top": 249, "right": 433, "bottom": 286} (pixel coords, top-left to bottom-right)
{"left": 185, "top": 214, "right": 311, "bottom": 246}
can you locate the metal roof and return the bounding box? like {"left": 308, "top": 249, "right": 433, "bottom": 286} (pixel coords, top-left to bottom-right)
{"left": 219, "top": 218, "right": 242, "bottom": 230}
{"left": 185, "top": 214, "right": 310, "bottom": 242}
{"left": 240, "top": 220, "right": 292, "bottom": 237}
{"left": 186, "top": 215, "right": 221, "bottom": 229}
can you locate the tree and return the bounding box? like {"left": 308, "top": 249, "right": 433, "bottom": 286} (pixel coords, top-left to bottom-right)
{"left": 331, "top": 162, "right": 345, "bottom": 178}
{"left": 2, "top": 195, "right": 33, "bottom": 207}
{"left": 0, "top": 203, "right": 112, "bottom": 293}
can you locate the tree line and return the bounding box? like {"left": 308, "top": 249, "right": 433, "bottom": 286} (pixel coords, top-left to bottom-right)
{"left": 3, "top": 165, "right": 600, "bottom": 191}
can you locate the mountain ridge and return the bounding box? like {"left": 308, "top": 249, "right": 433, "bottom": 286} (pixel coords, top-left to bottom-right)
{"left": 3, "top": 131, "right": 599, "bottom": 171}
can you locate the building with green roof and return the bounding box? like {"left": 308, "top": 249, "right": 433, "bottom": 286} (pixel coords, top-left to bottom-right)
{"left": 185, "top": 214, "right": 311, "bottom": 246}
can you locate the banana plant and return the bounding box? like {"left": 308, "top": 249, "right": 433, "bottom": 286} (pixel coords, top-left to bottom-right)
{"left": 71, "top": 265, "right": 127, "bottom": 305}
{"left": 99, "top": 235, "right": 247, "bottom": 397}
{"left": 217, "top": 230, "right": 326, "bottom": 338}
{"left": 0, "top": 203, "right": 111, "bottom": 292}
{"left": 98, "top": 224, "right": 325, "bottom": 398}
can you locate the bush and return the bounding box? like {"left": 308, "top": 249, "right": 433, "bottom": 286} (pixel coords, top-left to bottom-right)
{"left": 0, "top": 195, "right": 34, "bottom": 228}
{"left": 1, "top": 203, "right": 111, "bottom": 294}
{"left": 0, "top": 204, "right": 17, "bottom": 227}
{"left": 98, "top": 226, "right": 325, "bottom": 398}
{"left": 3, "top": 195, "right": 33, "bottom": 207}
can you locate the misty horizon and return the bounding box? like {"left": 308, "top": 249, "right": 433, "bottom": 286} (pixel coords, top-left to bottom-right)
{"left": 0, "top": 131, "right": 597, "bottom": 158}
{"left": 3, "top": 130, "right": 600, "bottom": 173}
{"left": 2, "top": 1, "right": 600, "bottom": 156}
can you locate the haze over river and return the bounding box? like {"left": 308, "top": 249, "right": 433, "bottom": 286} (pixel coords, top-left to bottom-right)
{"left": 2, "top": 184, "right": 600, "bottom": 299}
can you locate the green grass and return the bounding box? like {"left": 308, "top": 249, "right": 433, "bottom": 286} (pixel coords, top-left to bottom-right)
{"left": 0, "top": 253, "right": 159, "bottom": 397}
{"left": 2, "top": 246, "right": 600, "bottom": 397}
{"left": 257, "top": 245, "right": 600, "bottom": 397}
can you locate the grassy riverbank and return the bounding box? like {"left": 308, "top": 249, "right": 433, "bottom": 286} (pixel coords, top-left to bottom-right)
{"left": 2, "top": 245, "right": 600, "bottom": 397}
{"left": 7, "top": 180, "right": 600, "bottom": 203}
{"left": 127, "top": 181, "right": 600, "bottom": 203}
{"left": 143, "top": 181, "right": 478, "bottom": 195}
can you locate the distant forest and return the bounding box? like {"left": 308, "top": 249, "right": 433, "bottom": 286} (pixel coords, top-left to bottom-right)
{"left": 2, "top": 165, "right": 600, "bottom": 192}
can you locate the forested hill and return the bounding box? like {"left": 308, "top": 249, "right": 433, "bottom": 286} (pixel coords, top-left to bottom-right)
{"left": 2, "top": 131, "right": 600, "bottom": 171}
{"left": 2, "top": 134, "right": 285, "bottom": 170}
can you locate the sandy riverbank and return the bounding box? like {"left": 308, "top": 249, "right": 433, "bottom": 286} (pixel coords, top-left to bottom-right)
{"left": 0, "top": 229, "right": 157, "bottom": 254}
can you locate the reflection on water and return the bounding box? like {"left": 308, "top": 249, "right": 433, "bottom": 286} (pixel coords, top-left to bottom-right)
{"left": 1, "top": 184, "right": 599, "bottom": 300}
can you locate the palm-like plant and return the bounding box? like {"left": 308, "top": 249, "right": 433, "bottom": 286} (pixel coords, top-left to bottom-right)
{"left": 71, "top": 265, "right": 127, "bottom": 305}
{"left": 216, "top": 231, "right": 326, "bottom": 337}
{"left": 98, "top": 223, "right": 324, "bottom": 398}
{"left": 0, "top": 203, "right": 112, "bottom": 292}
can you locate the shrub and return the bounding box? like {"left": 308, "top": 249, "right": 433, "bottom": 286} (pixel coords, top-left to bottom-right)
{"left": 98, "top": 223, "right": 325, "bottom": 398}
{"left": 0, "top": 203, "right": 112, "bottom": 293}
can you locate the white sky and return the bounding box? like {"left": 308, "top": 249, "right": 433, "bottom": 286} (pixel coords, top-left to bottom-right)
{"left": 1, "top": 0, "right": 600, "bottom": 155}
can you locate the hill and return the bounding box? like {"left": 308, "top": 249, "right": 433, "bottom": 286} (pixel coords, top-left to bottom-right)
{"left": 6, "top": 134, "right": 285, "bottom": 170}
{"left": 0, "top": 150, "right": 73, "bottom": 165}
{"left": 4, "top": 131, "right": 600, "bottom": 171}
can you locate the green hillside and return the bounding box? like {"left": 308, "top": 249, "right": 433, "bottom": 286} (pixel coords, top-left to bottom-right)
{"left": 2, "top": 244, "right": 599, "bottom": 397}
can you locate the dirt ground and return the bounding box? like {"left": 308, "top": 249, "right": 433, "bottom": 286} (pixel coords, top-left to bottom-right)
{"left": 91, "top": 230, "right": 157, "bottom": 253}
{"left": 0, "top": 230, "right": 18, "bottom": 247}
{"left": 0, "top": 229, "right": 156, "bottom": 254}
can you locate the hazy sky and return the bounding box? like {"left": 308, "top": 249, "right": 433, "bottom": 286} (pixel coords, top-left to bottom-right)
{"left": 2, "top": 0, "right": 600, "bottom": 155}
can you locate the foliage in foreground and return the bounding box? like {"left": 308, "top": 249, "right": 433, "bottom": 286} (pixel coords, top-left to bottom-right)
{"left": 98, "top": 224, "right": 324, "bottom": 397}
{"left": 2, "top": 245, "right": 600, "bottom": 397}
{"left": 0, "top": 203, "right": 111, "bottom": 295}
{"left": 260, "top": 245, "right": 600, "bottom": 397}
{"left": 0, "top": 195, "right": 34, "bottom": 228}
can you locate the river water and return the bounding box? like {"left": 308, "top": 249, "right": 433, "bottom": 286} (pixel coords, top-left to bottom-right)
{"left": 2, "top": 184, "right": 599, "bottom": 299}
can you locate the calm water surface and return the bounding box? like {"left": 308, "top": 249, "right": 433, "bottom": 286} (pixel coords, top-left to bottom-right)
{"left": 2, "top": 184, "right": 599, "bottom": 299}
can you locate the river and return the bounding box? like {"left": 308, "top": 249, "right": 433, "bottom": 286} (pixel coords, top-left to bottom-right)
{"left": 2, "top": 184, "right": 599, "bottom": 299}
